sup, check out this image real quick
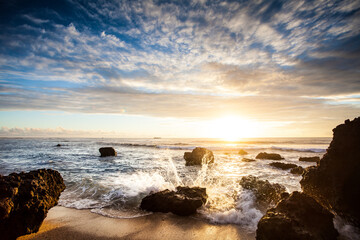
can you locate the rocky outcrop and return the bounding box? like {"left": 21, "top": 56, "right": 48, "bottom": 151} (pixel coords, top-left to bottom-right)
{"left": 242, "top": 158, "right": 255, "bottom": 162}
{"left": 238, "top": 149, "right": 248, "bottom": 155}
{"left": 269, "top": 162, "right": 297, "bottom": 170}
{"left": 301, "top": 117, "right": 360, "bottom": 226}
{"left": 99, "top": 147, "right": 117, "bottom": 157}
{"left": 240, "top": 175, "right": 287, "bottom": 205}
{"left": 290, "top": 166, "right": 304, "bottom": 175}
{"left": 299, "top": 156, "right": 320, "bottom": 162}
{"left": 269, "top": 162, "right": 304, "bottom": 175}
{"left": 256, "top": 152, "right": 284, "bottom": 160}
{"left": 140, "top": 186, "right": 207, "bottom": 216}
{"left": 256, "top": 191, "right": 338, "bottom": 240}
{"left": 183, "top": 147, "right": 214, "bottom": 166}
{"left": 0, "top": 169, "right": 66, "bottom": 240}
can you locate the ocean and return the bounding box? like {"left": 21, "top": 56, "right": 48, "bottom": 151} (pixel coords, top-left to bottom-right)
{"left": 0, "top": 137, "right": 330, "bottom": 232}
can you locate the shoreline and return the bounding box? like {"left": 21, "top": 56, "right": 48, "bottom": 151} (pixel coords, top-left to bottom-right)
{"left": 18, "top": 206, "right": 255, "bottom": 240}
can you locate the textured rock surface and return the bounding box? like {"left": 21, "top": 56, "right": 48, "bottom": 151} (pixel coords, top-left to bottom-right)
{"left": 240, "top": 175, "right": 287, "bottom": 204}
{"left": 290, "top": 166, "right": 304, "bottom": 175}
{"left": 256, "top": 152, "right": 284, "bottom": 160}
{"left": 301, "top": 117, "right": 360, "bottom": 226}
{"left": 299, "top": 156, "right": 320, "bottom": 162}
{"left": 183, "top": 147, "right": 214, "bottom": 166}
{"left": 0, "top": 169, "right": 66, "bottom": 240}
{"left": 99, "top": 147, "right": 117, "bottom": 157}
{"left": 256, "top": 191, "right": 338, "bottom": 240}
{"left": 140, "top": 186, "right": 207, "bottom": 216}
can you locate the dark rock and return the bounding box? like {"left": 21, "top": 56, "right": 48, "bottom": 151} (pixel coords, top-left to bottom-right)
{"left": 99, "top": 147, "right": 117, "bottom": 157}
{"left": 301, "top": 117, "right": 360, "bottom": 226}
{"left": 256, "top": 152, "right": 284, "bottom": 160}
{"left": 140, "top": 186, "right": 207, "bottom": 216}
{"left": 56, "top": 144, "right": 61, "bottom": 147}
{"left": 256, "top": 191, "right": 338, "bottom": 240}
{"left": 183, "top": 147, "right": 214, "bottom": 166}
{"left": 242, "top": 158, "right": 255, "bottom": 162}
{"left": 290, "top": 166, "right": 305, "bottom": 175}
{"left": 240, "top": 175, "right": 287, "bottom": 204}
{"left": 238, "top": 149, "right": 248, "bottom": 155}
{"left": 269, "top": 162, "right": 298, "bottom": 170}
{"left": 0, "top": 169, "right": 66, "bottom": 240}
{"left": 299, "top": 156, "right": 320, "bottom": 162}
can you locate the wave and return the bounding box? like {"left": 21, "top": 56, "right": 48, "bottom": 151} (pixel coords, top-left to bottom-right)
{"left": 270, "top": 146, "right": 326, "bottom": 153}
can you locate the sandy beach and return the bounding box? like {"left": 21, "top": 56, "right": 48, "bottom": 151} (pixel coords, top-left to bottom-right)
{"left": 18, "top": 206, "right": 255, "bottom": 240}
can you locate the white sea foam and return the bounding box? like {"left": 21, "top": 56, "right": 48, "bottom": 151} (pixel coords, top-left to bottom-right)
{"left": 205, "top": 189, "right": 263, "bottom": 230}
{"left": 334, "top": 216, "right": 360, "bottom": 240}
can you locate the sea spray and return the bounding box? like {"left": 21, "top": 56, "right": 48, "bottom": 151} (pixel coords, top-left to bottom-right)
{"left": 166, "top": 154, "right": 183, "bottom": 186}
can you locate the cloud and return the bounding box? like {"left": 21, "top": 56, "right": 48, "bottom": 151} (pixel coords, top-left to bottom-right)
{"left": 0, "top": 0, "right": 359, "bottom": 123}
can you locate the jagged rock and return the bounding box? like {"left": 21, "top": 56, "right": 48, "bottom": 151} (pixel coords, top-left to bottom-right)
{"left": 0, "top": 169, "right": 66, "bottom": 240}
{"left": 140, "top": 186, "right": 207, "bottom": 216}
{"left": 99, "top": 147, "right": 117, "bottom": 157}
{"left": 242, "top": 158, "right": 255, "bottom": 162}
{"left": 256, "top": 152, "right": 284, "bottom": 160}
{"left": 269, "top": 162, "right": 298, "bottom": 170}
{"left": 240, "top": 175, "right": 287, "bottom": 204}
{"left": 256, "top": 191, "right": 338, "bottom": 240}
{"left": 299, "top": 156, "right": 320, "bottom": 162}
{"left": 290, "top": 166, "right": 305, "bottom": 175}
{"left": 183, "top": 147, "right": 214, "bottom": 166}
{"left": 238, "top": 149, "right": 248, "bottom": 155}
{"left": 301, "top": 117, "right": 360, "bottom": 226}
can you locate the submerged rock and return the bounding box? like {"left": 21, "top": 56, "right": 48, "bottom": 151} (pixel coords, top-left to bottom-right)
{"left": 269, "top": 162, "right": 298, "bottom": 170}
{"left": 301, "top": 117, "right": 360, "bottom": 226}
{"left": 299, "top": 156, "right": 320, "bottom": 162}
{"left": 56, "top": 144, "right": 61, "bottom": 147}
{"left": 238, "top": 149, "right": 248, "bottom": 155}
{"left": 256, "top": 152, "right": 284, "bottom": 160}
{"left": 99, "top": 147, "right": 117, "bottom": 157}
{"left": 240, "top": 175, "right": 287, "bottom": 204}
{"left": 242, "top": 158, "right": 255, "bottom": 162}
{"left": 256, "top": 191, "right": 338, "bottom": 240}
{"left": 140, "top": 186, "right": 207, "bottom": 216}
{"left": 290, "top": 166, "right": 305, "bottom": 175}
{"left": 0, "top": 169, "right": 66, "bottom": 240}
{"left": 183, "top": 147, "right": 214, "bottom": 166}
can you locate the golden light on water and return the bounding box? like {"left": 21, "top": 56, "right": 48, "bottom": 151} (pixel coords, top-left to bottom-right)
{"left": 207, "top": 116, "right": 260, "bottom": 141}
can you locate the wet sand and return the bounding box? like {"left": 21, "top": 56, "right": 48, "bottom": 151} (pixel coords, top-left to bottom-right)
{"left": 18, "top": 206, "right": 255, "bottom": 240}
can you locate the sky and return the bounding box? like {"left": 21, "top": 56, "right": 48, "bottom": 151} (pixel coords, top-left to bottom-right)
{"left": 0, "top": 0, "right": 359, "bottom": 138}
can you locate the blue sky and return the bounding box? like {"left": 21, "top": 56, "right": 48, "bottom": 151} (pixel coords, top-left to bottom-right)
{"left": 0, "top": 0, "right": 359, "bottom": 137}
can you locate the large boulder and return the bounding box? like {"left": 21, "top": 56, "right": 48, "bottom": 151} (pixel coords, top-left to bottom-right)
{"left": 256, "top": 191, "right": 338, "bottom": 240}
{"left": 99, "top": 147, "right": 117, "bottom": 157}
{"left": 0, "top": 169, "right": 66, "bottom": 240}
{"left": 140, "top": 186, "right": 207, "bottom": 216}
{"left": 238, "top": 149, "right": 248, "bottom": 155}
{"left": 183, "top": 147, "right": 214, "bottom": 166}
{"left": 240, "top": 175, "right": 287, "bottom": 205}
{"left": 256, "top": 152, "right": 284, "bottom": 160}
{"left": 301, "top": 117, "right": 360, "bottom": 226}
{"left": 299, "top": 156, "right": 320, "bottom": 162}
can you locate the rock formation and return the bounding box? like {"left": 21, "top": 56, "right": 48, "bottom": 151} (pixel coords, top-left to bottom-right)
{"left": 0, "top": 169, "right": 66, "bottom": 240}
{"left": 256, "top": 152, "right": 284, "bottom": 160}
{"left": 140, "top": 186, "right": 207, "bottom": 216}
{"left": 256, "top": 191, "right": 338, "bottom": 240}
{"left": 299, "top": 156, "right": 320, "bottom": 162}
{"left": 242, "top": 158, "right": 255, "bottom": 162}
{"left": 269, "top": 162, "right": 298, "bottom": 170}
{"left": 290, "top": 166, "right": 304, "bottom": 175}
{"left": 301, "top": 117, "right": 360, "bottom": 227}
{"left": 240, "top": 175, "right": 287, "bottom": 205}
{"left": 238, "top": 149, "right": 248, "bottom": 155}
{"left": 183, "top": 147, "right": 214, "bottom": 166}
{"left": 99, "top": 147, "right": 117, "bottom": 157}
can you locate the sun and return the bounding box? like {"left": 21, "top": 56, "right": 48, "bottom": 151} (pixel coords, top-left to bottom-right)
{"left": 208, "top": 116, "right": 259, "bottom": 141}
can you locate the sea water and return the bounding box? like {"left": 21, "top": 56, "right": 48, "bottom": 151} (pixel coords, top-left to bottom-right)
{"left": 0, "top": 137, "right": 342, "bottom": 233}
